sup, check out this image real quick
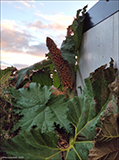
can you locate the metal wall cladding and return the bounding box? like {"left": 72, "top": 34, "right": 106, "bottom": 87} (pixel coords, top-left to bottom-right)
{"left": 84, "top": 0, "right": 119, "bottom": 32}
{"left": 77, "top": 11, "right": 119, "bottom": 95}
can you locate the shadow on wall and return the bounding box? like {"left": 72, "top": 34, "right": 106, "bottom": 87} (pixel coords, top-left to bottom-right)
{"left": 83, "top": 12, "right": 94, "bottom": 33}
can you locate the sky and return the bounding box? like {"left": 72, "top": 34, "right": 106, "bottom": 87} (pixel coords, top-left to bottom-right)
{"left": 1, "top": 0, "right": 99, "bottom": 70}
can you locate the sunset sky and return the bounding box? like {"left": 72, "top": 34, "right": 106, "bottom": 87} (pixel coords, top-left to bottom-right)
{"left": 1, "top": 1, "right": 98, "bottom": 69}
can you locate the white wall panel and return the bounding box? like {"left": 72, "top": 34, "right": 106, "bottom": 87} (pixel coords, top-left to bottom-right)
{"left": 77, "top": 11, "right": 119, "bottom": 95}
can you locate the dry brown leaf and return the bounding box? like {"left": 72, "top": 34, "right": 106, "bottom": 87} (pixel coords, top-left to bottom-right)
{"left": 89, "top": 114, "right": 119, "bottom": 160}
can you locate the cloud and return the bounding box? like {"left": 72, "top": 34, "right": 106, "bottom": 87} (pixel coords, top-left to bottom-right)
{"left": 28, "top": 20, "right": 67, "bottom": 31}
{"left": 1, "top": 20, "right": 48, "bottom": 58}
{"left": 1, "top": 14, "right": 68, "bottom": 69}
{"left": 32, "top": 13, "right": 73, "bottom": 32}
{"left": 12, "top": 63, "right": 29, "bottom": 69}
{"left": 0, "top": 61, "right": 13, "bottom": 67}
{"left": 14, "top": 6, "right": 25, "bottom": 13}
{"left": 1, "top": 28, "right": 31, "bottom": 53}
{"left": 1, "top": 19, "right": 20, "bottom": 31}
{"left": 34, "top": 13, "right": 73, "bottom": 25}
{"left": 20, "top": 0, "right": 35, "bottom": 2}
{"left": 0, "top": 61, "right": 29, "bottom": 70}
{"left": 26, "top": 43, "right": 47, "bottom": 56}
{"left": 1, "top": 27, "right": 47, "bottom": 57}
{"left": 40, "top": 3, "right": 44, "bottom": 6}
{"left": 21, "top": 1, "right": 31, "bottom": 9}
{"left": 15, "top": 6, "right": 21, "bottom": 10}
{"left": 32, "top": 4, "right": 36, "bottom": 9}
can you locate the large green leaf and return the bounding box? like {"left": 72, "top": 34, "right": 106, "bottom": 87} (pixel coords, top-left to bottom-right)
{"left": 72, "top": 5, "right": 87, "bottom": 51}
{"left": 68, "top": 61, "right": 117, "bottom": 135}
{"left": 11, "top": 83, "right": 71, "bottom": 133}
{"left": 53, "top": 71, "right": 63, "bottom": 90}
{"left": 3, "top": 60, "right": 118, "bottom": 160}
{"left": 64, "top": 60, "right": 118, "bottom": 159}
{"left": 66, "top": 142, "right": 93, "bottom": 160}
{"left": 3, "top": 127, "right": 61, "bottom": 160}
{"left": 61, "top": 5, "right": 87, "bottom": 64}
{"left": 12, "top": 59, "right": 52, "bottom": 88}
{"left": 31, "top": 68, "right": 53, "bottom": 86}
{"left": 61, "top": 37, "right": 77, "bottom": 64}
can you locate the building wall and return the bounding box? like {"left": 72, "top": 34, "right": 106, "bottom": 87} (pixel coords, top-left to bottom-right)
{"left": 77, "top": 11, "right": 119, "bottom": 95}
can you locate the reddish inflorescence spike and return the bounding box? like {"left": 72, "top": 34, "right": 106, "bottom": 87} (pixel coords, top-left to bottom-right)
{"left": 46, "top": 37, "right": 73, "bottom": 89}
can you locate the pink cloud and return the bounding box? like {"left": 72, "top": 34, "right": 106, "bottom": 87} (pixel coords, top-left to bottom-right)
{"left": 21, "top": 1, "right": 31, "bottom": 9}
{"left": 28, "top": 20, "right": 66, "bottom": 31}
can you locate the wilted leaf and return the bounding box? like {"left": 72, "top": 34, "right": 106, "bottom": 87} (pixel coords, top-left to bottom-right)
{"left": 12, "top": 59, "right": 52, "bottom": 88}
{"left": 90, "top": 58, "right": 118, "bottom": 114}
{"left": 88, "top": 114, "right": 119, "bottom": 160}
{"left": 103, "top": 99, "right": 118, "bottom": 116}
{"left": 109, "top": 76, "right": 119, "bottom": 111}
{"left": 10, "top": 83, "right": 71, "bottom": 133}
{"left": 3, "top": 127, "right": 62, "bottom": 160}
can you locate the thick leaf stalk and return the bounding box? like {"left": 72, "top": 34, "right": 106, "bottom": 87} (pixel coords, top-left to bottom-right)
{"left": 46, "top": 37, "right": 73, "bottom": 89}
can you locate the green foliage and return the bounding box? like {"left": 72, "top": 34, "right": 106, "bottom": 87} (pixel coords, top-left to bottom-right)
{"left": 0, "top": 67, "right": 16, "bottom": 94}
{"left": 64, "top": 62, "right": 118, "bottom": 159}
{"left": 12, "top": 60, "right": 52, "bottom": 88}
{"left": 3, "top": 128, "right": 60, "bottom": 160}
{"left": 89, "top": 58, "right": 118, "bottom": 114}
{"left": 53, "top": 71, "right": 63, "bottom": 90}
{"left": 1, "top": 5, "right": 119, "bottom": 160}
{"left": 61, "top": 38, "right": 77, "bottom": 64}
{"left": 0, "top": 67, "right": 20, "bottom": 149}
{"left": 61, "top": 5, "right": 87, "bottom": 64}
{"left": 2, "top": 59, "right": 118, "bottom": 160}
{"left": 31, "top": 69, "right": 53, "bottom": 86}
{"left": 66, "top": 142, "right": 93, "bottom": 160}
{"left": 71, "top": 5, "right": 87, "bottom": 51}
{"left": 10, "top": 83, "right": 71, "bottom": 133}
{"left": 11, "top": 58, "right": 64, "bottom": 90}
{"left": 0, "top": 67, "right": 14, "bottom": 80}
